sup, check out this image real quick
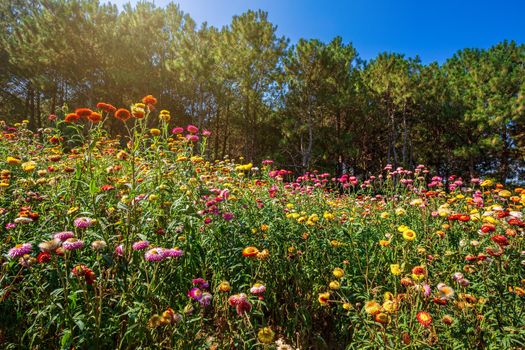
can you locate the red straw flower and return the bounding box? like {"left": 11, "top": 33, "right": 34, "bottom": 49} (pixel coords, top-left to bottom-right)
{"left": 114, "top": 108, "right": 131, "bottom": 121}
{"left": 142, "top": 95, "right": 157, "bottom": 105}
{"left": 64, "top": 113, "right": 80, "bottom": 123}
{"left": 416, "top": 311, "right": 432, "bottom": 327}
{"left": 75, "top": 108, "right": 93, "bottom": 118}
{"left": 96, "top": 102, "right": 117, "bottom": 113}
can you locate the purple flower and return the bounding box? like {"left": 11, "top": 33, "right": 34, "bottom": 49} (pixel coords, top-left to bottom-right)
{"left": 74, "top": 217, "right": 93, "bottom": 229}
{"left": 144, "top": 248, "right": 165, "bottom": 262}
{"left": 8, "top": 243, "right": 32, "bottom": 258}
{"left": 54, "top": 231, "right": 75, "bottom": 242}
{"left": 5, "top": 223, "right": 15, "bottom": 230}
{"left": 188, "top": 287, "right": 203, "bottom": 301}
{"left": 62, "top": 238, "right": 84, "bottom": 251}
{"left": 132, "top": 240, "right": 150, "bottom": 251}
{"left": 199, "top": 292, "right": 213, "bottom": 306}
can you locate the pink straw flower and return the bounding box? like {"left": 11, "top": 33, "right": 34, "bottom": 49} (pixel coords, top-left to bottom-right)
{"left": 54, "top": 231, "right": 75, "bottom": 242}
{"left": 222, "top": 212, "right": 234, "bottom": 221}
{"left": 186, "top": 134, "right": 199, "bottom": 142}
{"left": 172, "top": 127, "right": 184, "bottom": 134}
{"left": 8, "top": 243, "right": 32, "bottom": 258}
{"left": 74, "top": 217, "right": 93, "bottom": 229}
{"left": 145, "top": 248, "right": 165, "bottom": 262}
{"left": 250, "top": 283, "right": 266, "bottom": 295}
{"left": 199, "top": 292, "right": 213, "bottom": 306}
{"left": 132, "top": 240, "right": 150, "bottom": 251}
{"left": 62, "top": 238, "right": 84, "bottom": 251}
{"left": 188, "top": 287, "right": 203, "bottom": 300}
{"left": 115, "top": 244, "right": 124, "bottom": 256}
{"left": 187, "top": 125, "right": 199, "bottom": 134}
{"left": 163, "top": 248, "right": 184, "bottom": 258}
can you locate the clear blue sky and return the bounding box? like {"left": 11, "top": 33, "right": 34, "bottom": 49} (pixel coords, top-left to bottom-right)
{"left": 111, "top": 0, "right": 525, "bottom": 64}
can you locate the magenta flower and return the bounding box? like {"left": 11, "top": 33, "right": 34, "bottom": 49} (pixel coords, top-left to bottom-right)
{"left": 132, "top": 240, "right": 150, "bottom": 251}
{"left": 202, "top": 129, "right": 211, "bottom": 137}
{"left": 186, "top": 134, "right": 199, "bottom": 142}
{"left": 222, "top": 212, "right": 234, "bottom": 221}
{"left": 144, "top": 248, "right": 165, "bottom": 262}
{"left": 54, "top": 231, "right": 75, "bottom": 242}
{"left": 62, "top": 238, "right": 84, "bottom": 251}
{"left": 8, "top": 243, "right": 32, "bottom": 258}
{"left": 188, "top": 287, "right": 203, "bottom": 301}
{"left": 172, "top": 127, "right": 184, "bottom": 134}
{"left": 187, "top": 124, "right": 199, "bottom": 134}
{"left": 163, "top": 248, "right": 184, "bottom": 258}
{"left": 115, "top": 244, "right": 124, "bottom": 256}
{"left": 74, "top": 217, "right": 93, "bottom": 229}
{"left": 192, "top": 278, "right": 209, "bottom": 289}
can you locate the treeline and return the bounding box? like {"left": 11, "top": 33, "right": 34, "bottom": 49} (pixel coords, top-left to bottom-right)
{"left": 1, "top": 0, "right": 525, "bottom": 181}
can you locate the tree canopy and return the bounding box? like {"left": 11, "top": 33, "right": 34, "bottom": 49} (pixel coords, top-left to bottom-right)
{"left": 1, "top": 0, "right": 524, "bottom": 181}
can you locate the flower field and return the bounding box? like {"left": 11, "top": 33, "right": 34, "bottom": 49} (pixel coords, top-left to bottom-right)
{"left": 1, "top": 98, "right": 524, "bottom": 349}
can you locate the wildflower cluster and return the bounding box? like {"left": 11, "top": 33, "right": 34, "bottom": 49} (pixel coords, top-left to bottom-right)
{"left": 0, "top": 97, "right": 523, "bottom": 348}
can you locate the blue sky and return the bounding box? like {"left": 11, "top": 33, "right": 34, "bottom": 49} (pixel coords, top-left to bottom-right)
{"left": 111, "top": 0, "right": 525, "bottom": 63}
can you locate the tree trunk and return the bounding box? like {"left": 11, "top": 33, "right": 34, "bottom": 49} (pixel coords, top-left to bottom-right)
{"left": 25, "top": 82, "right": 31, "bottom": 121}
{"left": 500, "top": 125, "right": 510, "bottom": 183}
{"left": 402, "top": 109, "right": 407, "bottom": 166}
{"left": 28, "top": 84, "right": 35, "bottom": 130}
{"left": 36, "top": 91, "right": 41, "bottom": 129}
{"left": 244, "top": 95, "right": 250, "bottom": 160}
{"left": 388, "top": 108, "right": 398, "bottom": 167}
{"left": 221, "top": 102, "right": 230, "bottom": 159}
{"left": 213, "top": 107, "right": 221, "bottom": 159}
{"left": 336, "top": 108, "right": 342, "bottom": 170}
{"left": 302, "top": 110, "right": 314, "bottom": 171}
{"left": 50, "top": 84, "right": 57, "bottom": 116}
